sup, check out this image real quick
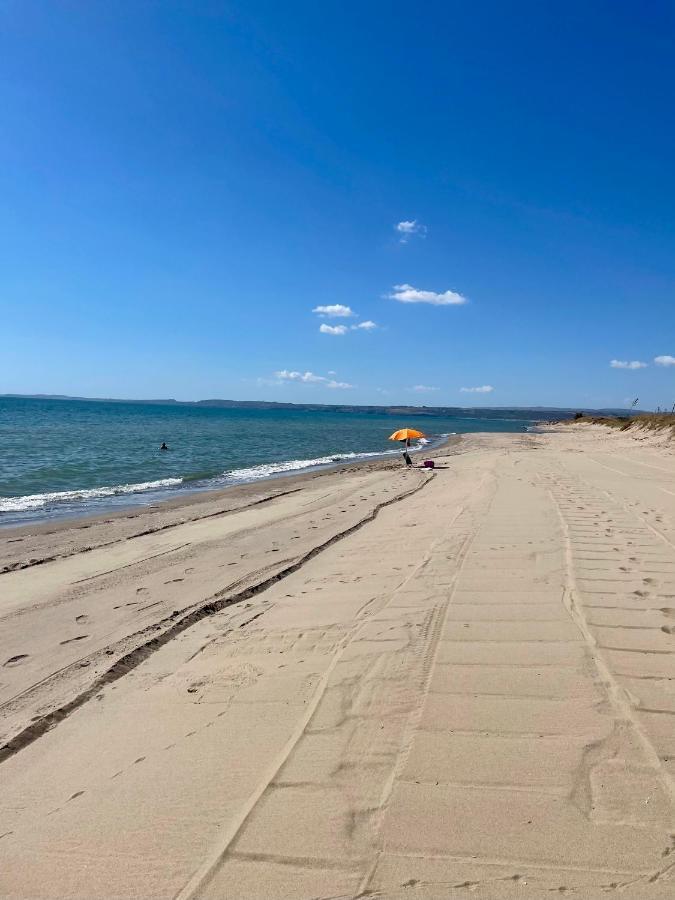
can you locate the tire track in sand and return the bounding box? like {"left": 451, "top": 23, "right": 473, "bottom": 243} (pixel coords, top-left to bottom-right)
{"left": 174, "top": 474, "right": 493, "bottom": 900}
{"left": 0, "top": 473, "right": 435, "bottom": 766}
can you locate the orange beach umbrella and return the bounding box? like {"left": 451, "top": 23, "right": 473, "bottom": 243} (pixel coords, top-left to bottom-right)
{"left": 388, "top": 428, "right": 426, "bottom": 442}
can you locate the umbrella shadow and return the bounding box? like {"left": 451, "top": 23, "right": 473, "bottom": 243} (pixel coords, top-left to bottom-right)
{"left": 412, "top": 464, "right": 451, "bottom": 469}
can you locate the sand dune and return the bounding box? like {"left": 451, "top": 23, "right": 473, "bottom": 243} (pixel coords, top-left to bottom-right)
{"left": 1, "top": 430, "right": 674, "bottom": 898}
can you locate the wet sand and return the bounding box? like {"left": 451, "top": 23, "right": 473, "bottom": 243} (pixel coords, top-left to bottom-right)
{"left": 1, "top": 428, "right": 674, "bottom": 898}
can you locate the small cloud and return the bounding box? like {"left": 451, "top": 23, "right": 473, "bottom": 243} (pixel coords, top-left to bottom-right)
{"left": 395, "top": 220, "right": 427, "bottom": 243}
{"left": 610, "top": 359, "right": 648, "bottom": 369}
{"left": 312, "top": 304, "right": 355, "bottom": 318}
{"left": 460, "top": 385, "right": 494, "bottom": 393}
{"left": 654, "top": 355, "right": 675, "bottom": 367}
{"left": 411, "top": 384, "right": 439, "bottom": 393}
{"left": 319, "top": 321, "right": 378, "bottom": 335}
{"left": 272, "top": 369, "right": 353, "bottom": 388}
{"left": 388, "top": 283, "right": 467, "bottom": 306}
{"left": 327, "top": 370, "right": 337, "bottom": 375}
{"left": 275, "top": 370, "right": 325, "bottom": 383}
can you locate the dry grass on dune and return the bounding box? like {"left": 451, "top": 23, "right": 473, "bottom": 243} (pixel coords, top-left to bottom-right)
{"left": 567, "top": 412, "right": 675, "bottom": 437}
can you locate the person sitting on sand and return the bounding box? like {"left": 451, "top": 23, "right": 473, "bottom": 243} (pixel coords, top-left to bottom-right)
{"left": 160, "top": 442, "right": 168, "bottom": 451}
{"left": 402, "top": 440, "right": 413, "bottom": 468}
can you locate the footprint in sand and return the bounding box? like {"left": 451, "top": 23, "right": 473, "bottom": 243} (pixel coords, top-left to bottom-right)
{"left": 4, "top": 654, "right": 29, "bottom": 667}
{"left": 75, "top": 614, "right": 88, "bottom": 623}
{"left": 164, "top": 578, "right": 184, "bottom": 584}
{"left": 136, "top": 587, "right": 148, "bottom": 595}
{"left": 60, "top": 635, "right": 89, "bottom": 645}
{"left": 184, "top": 567, "right": 195, "bottom": 574}
{"left": 68, "top": 791, "right": 85, "bottom": 802}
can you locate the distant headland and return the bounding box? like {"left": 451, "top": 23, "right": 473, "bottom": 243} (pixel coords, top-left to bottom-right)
{"left": 0, "top": 394, "right": 633, "bottom": 420}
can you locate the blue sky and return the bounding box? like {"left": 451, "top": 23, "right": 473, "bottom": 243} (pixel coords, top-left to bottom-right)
{"left": 1, "top": 1, "right": 674, "bottom": 409}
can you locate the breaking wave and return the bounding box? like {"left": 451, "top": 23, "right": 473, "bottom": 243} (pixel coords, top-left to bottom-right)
{"left": 0, "top": 438, "right": 437, "bottom": 518}
{"left": 0, "top": 477, "right": 184, "bottom": 513}
{"left": 221, "top": 448, "right": 400, "bottom": 484}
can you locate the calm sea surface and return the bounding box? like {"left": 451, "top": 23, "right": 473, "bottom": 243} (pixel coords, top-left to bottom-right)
{"left": 0, "top": 397, "right": 538, "bottom": 526}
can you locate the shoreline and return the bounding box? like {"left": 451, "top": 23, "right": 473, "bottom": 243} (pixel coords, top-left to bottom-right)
{"left": 0, "top": 434, "right": 452, "bottom": 532}
{"left": 0, "top": 438, "right": 455, "bottom": 759}
{"left": 0, "top": 435, "right": 462, "bottom": 573}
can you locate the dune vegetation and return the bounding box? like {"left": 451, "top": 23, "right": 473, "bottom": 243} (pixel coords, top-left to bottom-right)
{"left": 568, "top": 411, "right": 675, "bottom": 436}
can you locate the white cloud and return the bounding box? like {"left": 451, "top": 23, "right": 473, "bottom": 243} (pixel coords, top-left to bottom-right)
{"left": 395, "top": 220, "right": 427, "bottom": 243}
{"left": 312, "top": 304, "right": 355, "bottom": 318}
{"left": 327, "top": 370, "right": 337, "bottom": 375}
{"left": 273, "top": 369, "right": 353, "bottom": 389}
{"left": 411, "top": 384, "right": 439, "bottom": 392}
{"left": 610, "top": 359, "right": 648, "bottom": 369}
{"left": 275, "top": 370, "right": 325, "bottom": 383}
{"left": 388, "top": 283, "right": 467, "bottom": 306}
{"left": 319, "top": 321, "right": 378, "bottom": 335}
{"left": 654, "top": 355, "right": 675, "bottom": 367}
{"left": 460, "top": 385, "right": 494, "bottom": 393}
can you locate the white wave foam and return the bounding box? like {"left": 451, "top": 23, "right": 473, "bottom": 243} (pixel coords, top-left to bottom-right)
{"left": 223, "top": 449, "right": 399, "bottom": 484}
{"left": 1, "top": 439, "right": 437, "bottom": 516}
{"left": 0, "top": 477, "right": 183, "bottom": 513}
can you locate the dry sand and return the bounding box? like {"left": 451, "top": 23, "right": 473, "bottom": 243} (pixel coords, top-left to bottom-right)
{"left": 1, "top": 428, "right": 674, "bottom": 899}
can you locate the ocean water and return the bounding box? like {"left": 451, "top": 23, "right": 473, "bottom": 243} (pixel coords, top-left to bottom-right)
{"left": 0, "top": 397, "right": 538, "bottom": 526}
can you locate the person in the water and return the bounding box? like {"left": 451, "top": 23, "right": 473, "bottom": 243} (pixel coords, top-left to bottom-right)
{"left": 160, "top": 442, "right": 169, "bottom": 451}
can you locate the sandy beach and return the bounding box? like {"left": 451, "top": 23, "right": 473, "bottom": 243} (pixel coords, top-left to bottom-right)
{"left": 1, "top": 427, "right": 674, "bottom": 899}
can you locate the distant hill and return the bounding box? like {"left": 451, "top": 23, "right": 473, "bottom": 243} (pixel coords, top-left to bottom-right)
{"left": 0, "top": 394, "right": 637, "bottom": 420}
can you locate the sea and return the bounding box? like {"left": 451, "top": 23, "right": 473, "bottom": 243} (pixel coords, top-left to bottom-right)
{"left": 0, "top": 397, "right": 540, "bottom": 527}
